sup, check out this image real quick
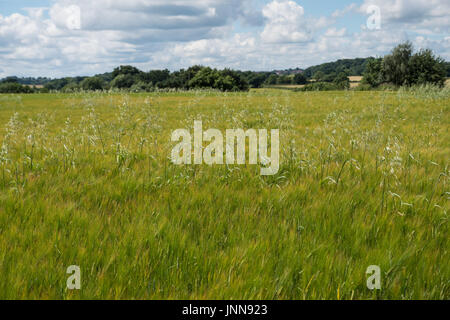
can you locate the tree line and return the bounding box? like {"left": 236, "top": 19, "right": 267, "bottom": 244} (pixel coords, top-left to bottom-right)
{"left": 44, "top": 66, "right": 250, "bottom": 93}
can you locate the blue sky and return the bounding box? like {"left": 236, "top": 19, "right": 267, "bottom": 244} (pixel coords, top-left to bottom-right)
{"left": 0, "top": 0, "right": 50, "bottom": 15}
{"left": 0, "top": 0, "right": 449, "bottom": 77}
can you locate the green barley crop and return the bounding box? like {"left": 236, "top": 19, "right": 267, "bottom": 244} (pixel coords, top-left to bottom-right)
{"left": 0, "top": 89, "right": 448, "bottom": 299}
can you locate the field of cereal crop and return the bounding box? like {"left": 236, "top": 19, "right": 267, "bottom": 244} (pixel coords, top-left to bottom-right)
{"left": 0, "top": 89, "right": 448, "bottom": 299}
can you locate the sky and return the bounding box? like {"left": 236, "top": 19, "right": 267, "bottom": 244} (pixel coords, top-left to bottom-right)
{"left": 0, "top": 0, "right": 449, "bottom": 78}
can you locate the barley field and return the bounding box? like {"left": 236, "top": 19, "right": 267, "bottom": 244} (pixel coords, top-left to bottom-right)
{"left": 0, "top": 88, "right": 448, "bottom": 299}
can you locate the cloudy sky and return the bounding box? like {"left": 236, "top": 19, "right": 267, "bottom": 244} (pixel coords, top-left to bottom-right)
{"left": 0, "top": 0, "right": 449, "bottom": 78}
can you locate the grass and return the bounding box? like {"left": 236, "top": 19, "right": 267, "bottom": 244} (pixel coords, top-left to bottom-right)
{"left": 0, "top": 89, "right": 448, "bottom": 299}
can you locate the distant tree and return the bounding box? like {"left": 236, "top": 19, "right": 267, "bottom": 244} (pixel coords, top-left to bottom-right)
{"left": 277, "top": 75, "right": 292, "bottom": 85}
{"left": 219, "top": 69, "right": 249, "bottom": 91}
{"left": 140, "top": 69, "right": 170, "bottom": 87}
{"left": 0, "top": 82, "right": 32, "bottom": 93}
{"left": 323, "top": 72, "right": 337, "bottom": 82}
{"left": 95, "top": 72, "right": 114, "bottom": 83}
{"left": 293, "top": 73, "right": 308, "bottom": 85}
{"left": 214, "top": 75, "right": 235, "bottom": 91}
{"left": 45, "top": 78, "right": 70, "bottom": 91}
{"left": 219, "top": 68, "right": 249, "bottom": 91}
{"left": 80, "top": 77, "right": 104, "bottom": 91}
{"left": 112, "top": 65, "right": 142, "bottom": 78}
{"left": 334, "top": 72, "right": 350, "bottom": 89}
{"left": 2, "top": 76, "right": 19, "bottom": 83}
{"left": 188, "top": 67, "right": 218, "bottom": 88}
{"left": 313, "top": 71, "right": 325, "bottom": 82}
{"left": 163, "top": 70, "right": 187, "bottom": 89}
{"left": 265, "top": 74, "right": 278, "bottom": 85}
{"left": 111, "top": 74, "right": 137, "bottom": 89}
{"left": 61, "top": 82, "right": 80, "bottom": 93}
{"left": 362, "top": 58, "right": 384, "bottom": 87}
{"left": 184, "top": 67, "right": 248, "bottom": 91}
{"left": 382, "top": 41, "right": 413, "bottom": 86}
{"left": 363, "top": 43, "right": 446, "bottom": 88}
{"left": 247, "top": 73, "right": 270, "bottom": 88}
{"left": 185, "top": 65, "right": 204, "bottom": 86}
{"left": 408, "top": 49, "right": 446, "bottom": 86}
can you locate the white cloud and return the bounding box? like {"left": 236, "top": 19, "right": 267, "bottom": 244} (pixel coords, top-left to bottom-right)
{"left": 324, "top": 27, "right": 347, "bottom": 37}
{"left": 332, "top": 4, "right": 358, "bottom": 18}
{"left": 51, "top": 0, "right": 242, "bottom": 33}
{"left": 260, "top": 1, "right": 311, "bottom": 43}
{"left": 0, "top": 0, "right": 448, "bottom": 78}
{"left": 360, "top": 0, "right": 450, "bottom": 33}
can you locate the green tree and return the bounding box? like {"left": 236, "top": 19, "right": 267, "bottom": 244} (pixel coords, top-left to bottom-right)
{"left": 293, "top": 73, "right": 308, "bottom": 85}
{"left": 111, "top": 74, "right": 137, "bottom": 89}
{"left": 334, "top": 72, "right": 350, "bottom": 89}
{"left": 61, "top": 82, "right": 80, "bottom": 93}
{"left": 184, "top": 65, "right": 204, "bottom": 87}
{"left": 44, "top": 78, "right": 70, "bottom": 91}
{"left": 362, "top": 58, "right": 384, "bottom": 87}
{"left": 277, "top": 75, "right": 292, "bottom": 85}
{"left": 265, "top": 74, "right": 278, "bottom": 85}
{"left": 408, "top": 49, "right": 446, "bottom": 86}
{"left": 247, "top": 73, "right": 270, "bottom": 88}
{"left": 323, "top": 72, "right": 337, "bottom": 82}
{"left": 382, "top": 42, "right": 413, "bottom": 86}
{"left": 313, "top": 71, "right": 325, "bottom": 82}
{"left": 219, "top": 69, "right": 249, "bottom": 91}
{"left": 112, "top": 65, "right": 141, "bottom": 78}
{"left": 214, "top": 75, "right": 235, "bottom": 91}
{"left": 188, "top": 67, "right": 219, "bottom": 88}
{"left": 80, "top": 77, "right": 104, "bottom": 91}
{"left": 140, "top": 70, "right": 170, "bottom": 87}
{"left": 0, "top": 82, "right": 32, "bottom": 93}
{"left": 2, "top": 76, "right": 19, "bottom": 83}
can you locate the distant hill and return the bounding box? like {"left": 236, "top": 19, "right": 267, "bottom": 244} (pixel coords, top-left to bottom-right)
{"left": 0, "top": 76, "right": 53, "bottom": 85}
{"left": 272, "top": 68, "right": 304, "bottom": 76}
{"left": 303, "top": 58, "right": 374, "bottom": 78}
{"left": 0, "top": 72, "right": 113, "bottom": 87}
{"left": 265, "top": 58, "right": 374, "bottom": 78}
{"left": 25, "top": 72, "right": 114, "bottom": 91}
